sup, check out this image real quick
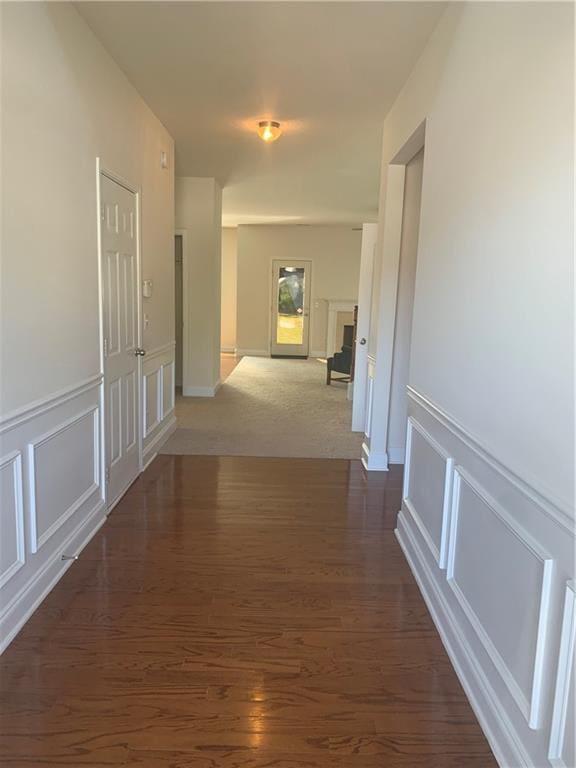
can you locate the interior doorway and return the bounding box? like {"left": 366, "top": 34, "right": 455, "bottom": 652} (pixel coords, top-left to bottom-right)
{"left": 174, "top": 234, "right": 183, "bottom": 389}
{"left": 270, "top": 259, "right": 311, "bottom": 357}
{"left": 388, "top": 146, "right": 424, "bottom": 463}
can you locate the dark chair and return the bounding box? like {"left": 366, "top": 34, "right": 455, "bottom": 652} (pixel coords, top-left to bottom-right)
{"left": 326, "top": 324, "right": 354, "bottom": 385}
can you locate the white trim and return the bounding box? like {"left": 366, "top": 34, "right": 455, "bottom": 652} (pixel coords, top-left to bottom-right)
{"left": 0, "top": 499, "right": 106, "bottom": 655}
{"left": 310, "top": 350, "right": 327, "bottom": 359}
{"left": 235, "top": 349, "right": 269, "bottom": 357}
{"left": 446, "top": 467, "right": 554, "bottom": 730}
{"left": 182, "top": 384, "right": 220, "bottom": 397}
{"left": 0, "top": 375, "right": 102, "bottom": 435}
{"left": 220, "top": 346, "right": 236, "bottom": 353}
{"left": 387, "top": 446, "right": 406, "bottom": 464}
{"left": 407, "top": 386, "right": 573, "bottom": 533}
{"left": 361, "top": 441, "right": 388, "bottom": 471}
{"left": 145, "top": 340, "right": 176, "bottom": 361}
{"left": 27, "top": 407, "right": 101, "bottom": 554}
{"left": 143, "top": 368, "right": 162, "bottom": 437}
{"left": 0, "top": 451, "right": 25, "bottom": 588}
{"left": 403, "top": 417, "right": 454, "bottom": 568}
{"left": 142, "top": 413, "right": 177, "bottom": 468}
{"left": 395, "top": 512, "right": 530, "bottom": 768}
{"left": 549, "top": 580, "right": 576, "bottom": 765}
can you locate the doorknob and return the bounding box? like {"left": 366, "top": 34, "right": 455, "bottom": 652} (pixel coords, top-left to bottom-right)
{"left": 134, "top": 348, "right": 146, "bottom": 356}
{"left": 359, "top": 338, "right": 367, "bottom": 345}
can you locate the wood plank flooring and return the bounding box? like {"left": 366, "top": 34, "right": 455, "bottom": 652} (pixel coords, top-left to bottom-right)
{"left": 0, "top": 456, "right": 497, "bottom": 767}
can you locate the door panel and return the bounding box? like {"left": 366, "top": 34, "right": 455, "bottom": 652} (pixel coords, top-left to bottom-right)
{"left": 100, "top": 174, "right": 140, "bottom": 507}
{"left": 270, "top": 260, "right": 311, "bottom": 357}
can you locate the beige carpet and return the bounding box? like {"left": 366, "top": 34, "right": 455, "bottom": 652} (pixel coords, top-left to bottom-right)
{"left": 161, "top": 356, "right": 363, "bottom": 459}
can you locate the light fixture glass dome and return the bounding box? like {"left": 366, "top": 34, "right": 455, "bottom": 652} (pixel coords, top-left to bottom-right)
{"left": 258, "top": 120, "right": 282, "bottom": 143}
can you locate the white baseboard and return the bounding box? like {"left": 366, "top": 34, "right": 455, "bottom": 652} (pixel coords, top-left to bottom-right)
{"left": 0, "top": 499, "right": 106, "bottom": 654}
{"left": 395, "top": 511, "right": 530, "bottom": 768}
{"left": 361, "top": 441, "right": 389, "bottom": 471}
{"left": 235, "top": 349, "right": 269, "bottom": 357}
{"left": 142, "top": 413, "right": 177, "bottom": 470}
{"left": 387, "top": 445, "right": 406, "bottom": 464}
{"left": 182, "top": 384, "right": 219, "bottom": 397}
{"left": 220, "top": 346, "right": 236, "bottom": 353}
{"left": 311, "top": 350, "right": 327, "bottom": 359}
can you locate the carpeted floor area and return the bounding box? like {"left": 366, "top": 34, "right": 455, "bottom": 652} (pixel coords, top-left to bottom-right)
{"left": 161, "top": 356, "right": 364, "bottom": 459}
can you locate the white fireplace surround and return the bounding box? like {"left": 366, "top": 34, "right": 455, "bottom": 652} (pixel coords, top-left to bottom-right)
{"left": 326, "top": 300, "right": 356, "bottom": 357}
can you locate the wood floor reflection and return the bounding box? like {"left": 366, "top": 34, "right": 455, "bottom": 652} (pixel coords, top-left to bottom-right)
{"left": 0, "top": 456, "right": 497, "bottom": 767}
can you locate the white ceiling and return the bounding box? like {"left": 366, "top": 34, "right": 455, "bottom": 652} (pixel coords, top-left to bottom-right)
{"left": 77, "top": 2, "right": 445, "bottom": 226}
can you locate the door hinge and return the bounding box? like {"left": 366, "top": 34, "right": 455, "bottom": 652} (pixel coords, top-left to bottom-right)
{"left": 103, "top": 337, "right": 108, "bottom": 357}
{"left": 101, "top": 204, "right": 105, "bottom": 223}
{"left": 105, "top": 466, "right": 110, "bottom": 484}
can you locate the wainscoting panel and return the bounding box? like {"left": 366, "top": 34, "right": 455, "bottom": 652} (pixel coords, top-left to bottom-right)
{"left": 396, "top": 386, "right": 574, "bottom": 768}
{"left": 549, "top": 581, "right": 575, "bottom": 768}
{"left": 0, "top": 376, "right": 106, "bottom": 653}
{"left": 0, "top": 451, "right": 25, "bottom": 589}
{"left": 144, "top": 369, "right": 161, "bottom": 437}
{"left": 403, "top": 418, "right": 453, "bottom": 567}
{"left": 141, "top": 342, "right": 177, "bottom": 468}
{"left": 447, "top": 468, "right": 553, "bottom": 729}
{"left": 28, "top": 407, "right": 100, "bottom": 554}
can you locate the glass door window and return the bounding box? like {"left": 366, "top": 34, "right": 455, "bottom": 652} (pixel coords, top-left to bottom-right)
{"left": 270, "top": 260, "right": 311, "bottom": 357}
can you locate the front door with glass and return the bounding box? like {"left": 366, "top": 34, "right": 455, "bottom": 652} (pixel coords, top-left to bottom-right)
{"left": 270, "top": 260, "right": 311, "bottom": 357}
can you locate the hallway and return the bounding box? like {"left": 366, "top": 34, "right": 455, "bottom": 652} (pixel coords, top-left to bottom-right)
{"left": 0, "top": 456, "right": 496, "bottom": 767}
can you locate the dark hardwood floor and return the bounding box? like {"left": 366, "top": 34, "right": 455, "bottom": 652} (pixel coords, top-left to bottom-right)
{"left": 0, "top": 456, "right": 497, "bottom": 767}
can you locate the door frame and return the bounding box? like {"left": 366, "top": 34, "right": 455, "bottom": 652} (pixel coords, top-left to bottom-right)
{"left": 174, "top": 229, "right": 189, "bottom": 393}
{"left": 363, "top": 120, "right": 426, "bottom": 470}
{"left": 269, "top": 258, "right": 312, "bottom": 357}
{"left": 95, "top": 158, "right": 143, "bottom": 510}
{"left": 351, "top": 223, "right": 377, "bottom": 432}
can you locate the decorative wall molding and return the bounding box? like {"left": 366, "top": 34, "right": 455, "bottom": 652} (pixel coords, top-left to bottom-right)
{"left": 407, "top": 386, "right": 573, "bottom": 533}
{"left": 361, "top": 441, "right": 388, "bottom": 472}
{"left": 549, "top": 581, "right": 576, "bottom": 767}
{"left": 0, "top": 374, "right": 102, "bottom": 435}
{"left": 396, "top": 512, "right": 532, "bottom": 768}
{"left": 27, "top": 406, "right": 100, "bottom": 554}
{"left": 0, "top": 498, "right": 105, "bottom": 655}
{"left": 0, "top": 451, "right": 25, "bottom": 589}
{"left": 143, "top": 369, "right": 162, "bottom": 437}
{"left": 403, "top": 417, "right": 454, "bottom": 568}
{"left": 397, "top": 389, "right": 572, "bottom": 767}
{"left": 0, "top": 378, "right": 106, "bottom": 654}
{"left": 447, "top": 468, "right": 554, "bottom": 730}
{"left": 144, "top": 340, "right": 176, "bottom": 361}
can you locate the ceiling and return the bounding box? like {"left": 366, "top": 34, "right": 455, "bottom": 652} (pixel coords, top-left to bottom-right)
{"left": 77, "top": 2, "right": 445, "bottom": 226}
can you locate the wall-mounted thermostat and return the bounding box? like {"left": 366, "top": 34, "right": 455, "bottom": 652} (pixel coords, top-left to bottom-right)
{"left": 142, "top": 279, "right": 153, "bottom": 298}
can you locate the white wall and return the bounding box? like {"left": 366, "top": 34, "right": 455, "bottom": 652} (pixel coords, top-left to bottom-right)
{"left": 175, "top": 177, "right": 222, "bottom": 396}
{"left": 221, "top": 228, "right": 238, "bottom": 352}
{"left": 0, "top": 3, "right": 175, "bottom": 650}
{"left": 368, "top": 4, "right": 574, "bottom": 767}
{"left": 236, "top": 225, "right": 362, "bottom": 356}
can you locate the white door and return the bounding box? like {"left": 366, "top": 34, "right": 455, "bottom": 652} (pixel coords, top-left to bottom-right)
{"left": 100, "top": 173, "right": 141, "bottom": 508}
{"left": 352, "top": 224, "right": 377, "bottom": 431}
{"left": 270, "top": 260, "right": 311, "bottom": 357}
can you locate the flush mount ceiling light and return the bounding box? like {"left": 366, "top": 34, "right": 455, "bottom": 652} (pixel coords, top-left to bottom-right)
{"left": 258, "top": 120, "right": 282, "bottom": 143}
